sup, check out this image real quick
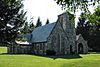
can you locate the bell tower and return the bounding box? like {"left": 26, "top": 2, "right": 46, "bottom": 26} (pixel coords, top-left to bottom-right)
{"left": 58, "top": 12, "right": 76, "bottom": 54}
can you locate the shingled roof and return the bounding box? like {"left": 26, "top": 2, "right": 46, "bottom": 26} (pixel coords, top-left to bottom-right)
{"left": 31, "top": 22, "right": 56, "bottom": 43}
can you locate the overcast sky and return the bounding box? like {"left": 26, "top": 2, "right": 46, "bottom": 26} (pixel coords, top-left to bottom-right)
{"left": 23, "top": 0, "right": 96, "bottom": 26}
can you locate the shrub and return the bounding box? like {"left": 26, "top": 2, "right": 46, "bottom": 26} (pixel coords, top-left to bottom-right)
{"left": 46, "top": 50, "right": 56, "bottom": 55}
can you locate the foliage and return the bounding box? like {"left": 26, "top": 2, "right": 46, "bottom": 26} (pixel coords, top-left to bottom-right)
{"left": 21, "top": 22, "right": 29, "bottom": 33}
{"left": 15, "top": 32, "right": 26, "bottom": 42}
{"left": 88, "top": 7, "right": 100, "bottom": 25}
{"left": 16, "top": 23, "right": 35, "bottom": 42}
{"left": 87, "top": 7, "right": 100, "bottom": 50}
{"left": 55, "top": 0, "right": 100, "bottom": 12}
{"left": 46, "top": 19, "right": 50, "bottom": 24}
{"left": 28, "top": 17, "right": 35, "bottom": 33}
{"left": 36, "top": 17, "right": 42, "bottom": 27}
{"left": 29, "top": 23, "right": 35, "bottom": 33}
{"left": 17, "top": 17, "right": 35, "bottom": 41}
{"left": 55, "top": 0, "right": 100, "bottom": 25}
{"left": 66, "top": 11, "right": 75, "bottom": 25}
{"left": 0, "top": 0, "right": 26, "bottom": 42}
{"left": 76, "top": 7, "right": 100, "bottom": 50}
{"left": 0, "top": 54, "right": 100, "bottom": 67}
{"left": 76, "top": 12, "right": 90, "bottom": 40}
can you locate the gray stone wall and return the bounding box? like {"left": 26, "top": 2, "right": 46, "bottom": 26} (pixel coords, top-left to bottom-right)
{"left": 47, "top": 13, "right": 76, "bottom": 55}
{"left": 76, "top": 35, "right": 88, "bottom": 53}
{"left": 59, "top": 13, "right": 76, "bottom": 54}
{"left": 8, "top": 45, "right": 33, "bottom": 54}
{"left": 47, "top": 22, "right": 68, "bottom": 55}
{"left": 32, "top": 43, "right": 47, "bottom": 55}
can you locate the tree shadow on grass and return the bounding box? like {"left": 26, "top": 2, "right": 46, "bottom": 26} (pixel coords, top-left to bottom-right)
{"left": 88, "top": 52, "right": 100, "bottom": 54}
{"left": 34, "top": 54, "right": 82, "bottom": 60}
{"left": 0, "top": 53, "right": 28, "bottom": 55}
{"left": 0, "top": 53, "right": 82, "bottom": 60}
{"left": 0, "top": 53, "right": 8, "bottom": 55}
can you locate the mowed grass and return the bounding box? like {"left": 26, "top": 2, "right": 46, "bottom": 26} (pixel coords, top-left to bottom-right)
{"left": 0, "top": 47, "right": 7, "bottom": 53}
{"left": 0, "top": 47, "right": 100, "bottom": 67}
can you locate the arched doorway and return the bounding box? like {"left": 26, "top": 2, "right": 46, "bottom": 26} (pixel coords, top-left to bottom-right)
{"left": 78, "top": 43, "right": 83, "bottom": 54}
{"left": 70, "top": 45, "right": 73, "bottom": 54}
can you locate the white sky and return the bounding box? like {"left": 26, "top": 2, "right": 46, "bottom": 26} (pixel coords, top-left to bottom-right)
{"left": 24, "top": 0, "right": 65, "bottom": 25}
{"left": 23, "top": 0, "right": 97, "bottom": 26}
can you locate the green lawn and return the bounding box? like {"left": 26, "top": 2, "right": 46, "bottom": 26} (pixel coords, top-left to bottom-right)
{"left": 0, "top": 47, "right": 100, "bottom": 67}
{"left": 0, "top": 47, "right": 7, "bottom": 53}
{"left": 0, "top": 54, "right": 100, "bottom": 67}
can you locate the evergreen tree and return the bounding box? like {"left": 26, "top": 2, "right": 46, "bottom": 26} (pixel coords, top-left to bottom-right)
{"left": 29, "top": 17, "right": 35, "bottom": 32}
{"left": 29, "top": 23, "right": 35, "bottom": 32}
{"left": 36, "top": 17, "right": 42, "bottom": 27}
{"left": 88, "top": 7, "right": 100, "bottom": 51}
{"left": 17, "top": 22, "right": 35, "bottom": 42}
{"left": 22, "top": 22, "right": 29, "bottom": 33}
{"left": 77, "top": 7, "right": 100, "bottom": 51}
{"left": 0, "top": 0, "right": 26, "bottom": 43}
{"left": 46, "top": 19, "right": 49, "bottom": 24}
{"left": 76, "top": 13, "right": 90, "bottom": 40}
{"left": 21, "top": 16, "right": 35, "bottom": 33}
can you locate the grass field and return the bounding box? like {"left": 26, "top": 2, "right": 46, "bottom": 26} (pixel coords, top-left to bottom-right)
{"left": 0, "top": 47, "right": 7, "bottom": 53}
{"left": 0, "top": 47, "right": 100, "bottom": 67}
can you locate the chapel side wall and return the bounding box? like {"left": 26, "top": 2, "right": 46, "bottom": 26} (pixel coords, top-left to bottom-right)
{"left": 8, "top": 44, "right": 34, "bottom": 54}
{"left": 32, "top": 42, "right": 47, "bottom": 55}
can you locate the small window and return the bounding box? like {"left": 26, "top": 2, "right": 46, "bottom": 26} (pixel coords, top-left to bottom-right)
{"left": 40, "top": 43, "right": 42, "bottom": 50}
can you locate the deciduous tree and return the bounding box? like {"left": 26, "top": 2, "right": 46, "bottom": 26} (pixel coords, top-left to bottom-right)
{"left": 55, "top": 0, "right": 100, "bottom": 12}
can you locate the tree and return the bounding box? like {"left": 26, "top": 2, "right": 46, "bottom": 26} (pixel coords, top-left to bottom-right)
{"left": 29, "top": 23, "right": 35, "bottom": 32}
{"left": 46, "top": 19, "right": 50, "bottom": 24}
{"left": 88, "top": 7, "right": 100, "bottom": 25}
{"left": 66, "top": 11, "right": 75, "bottom": 24}
{"left": 55, "top": 0, "right": 100, "bottom": 12}
{"left": 88, "top": 7, "right": 100, "bottom": 51}
{"left": 36, "top": 17, "right": 42, "bottom": 27}
{"left": 17, "top": 16, "right": 36, "bottom": 42}
{"left": 16, "top": 32, "right": 26, "bottom": 42}
{"left": 76, "top": 12, "right": 90, "bottom": 40}
{"left": 0, "top": 0, "right": 26, "bottom": 43}
{"left": 55, "top": 0, "right": 100, "bottom": 25}
{"left": 76, "top": 6, "right": 100, "bottom": 51}
{"left": 21, "top": 22, "right": 29, "bottom": 33}
{"left": 21, "top": 16, "right": 35, "bottom": 33}
{"left": 29, "top": 17, "right": 35, "bottom": 32}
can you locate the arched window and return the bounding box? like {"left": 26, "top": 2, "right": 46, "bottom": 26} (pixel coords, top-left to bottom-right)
{"left": 57, "top": 34, "right": 60, "bottom": 52}
{"left": 61, "top": 37, "right": 65, "bottom": 54}
{"left": 51, "top": 36, "right": 56, "bottom": 47}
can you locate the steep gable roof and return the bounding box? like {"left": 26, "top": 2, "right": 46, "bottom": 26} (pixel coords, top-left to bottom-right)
{"left": 76, "top": 34, "right": 85, "bottom": 41}
{"left": 31, "top": 22, "right": 56, "bottom": 43}
{"left": 76, "top": 34, "right": 80, "bottom": 41}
